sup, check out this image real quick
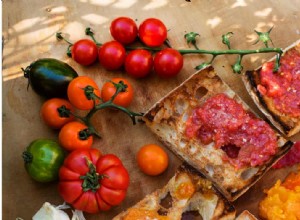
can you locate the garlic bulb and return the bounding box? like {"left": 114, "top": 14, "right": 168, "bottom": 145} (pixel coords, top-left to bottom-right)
{"left": 32, "top": 202, "right": 70, "bottom": 220}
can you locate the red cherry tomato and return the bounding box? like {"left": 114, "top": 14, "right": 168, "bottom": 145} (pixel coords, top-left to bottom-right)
{"left": 154, "top": 48, "right": 183, "bottom": 78}
{"left": 138, "top": 18, "right": 167, "bottom": 47}
{"left": 110, "top": 17, "right": 138, "bottom": 45}
{"left": 125, "top": 49, "right": 153, "bottom": 78}
{"left": 71, "top": 39, "right": 98, "bottom": 66}
{"left": 40, "top": 98, "right": 75, "bottom": 129}
{"left": 67, "top": 76, "right": 101, "bottom": 110}
{"left": 98, "top": 41, "right": 126, "bottom": 71}
{"left": 59, "top": 148, "right": 130, "bottom": 213}
{"left": 101, "top": 78, "right": 134, "bottom": 108}
{"left": 58, "top": 121, "right": 93, "bottom": 151}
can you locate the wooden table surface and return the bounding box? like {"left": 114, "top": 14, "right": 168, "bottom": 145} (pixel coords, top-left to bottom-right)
{"left": 3, "top": 1, "right": 300, "bottom": 219}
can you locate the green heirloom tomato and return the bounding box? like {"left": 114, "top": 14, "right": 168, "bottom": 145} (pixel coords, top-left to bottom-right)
{"left": 22, "top": 139, "right": 65, "bottom": 183}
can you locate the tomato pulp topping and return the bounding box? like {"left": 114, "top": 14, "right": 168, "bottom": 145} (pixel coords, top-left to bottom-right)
{"left": 273, "top": 141, "right": 300, "bottom": 169}
{"left": 185, "top": 93, "right": 278, "bottom": 168}
{"left": 257, "top": 46, "right": 300, "bottom": 117}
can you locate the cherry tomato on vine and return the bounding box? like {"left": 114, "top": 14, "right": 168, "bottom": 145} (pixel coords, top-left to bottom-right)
{"left": 101, "top": 78, "right": 134, "bottom": 108}
{"left": 110, "top": 17, "right": 138, "bottom": 45}
{"left": 98, "top": 41, "right": 126, "bottom": 71}
{"left": 58, "top": 121, "right": 93, "bottom": 151}
{"left": 40, "top": 98, "right": 75, "bottom": 129}
{"left": 71, "top": 39, "right": 98, "bottom": 66}
{"left": 67, "top": 76, "right": 101, "bottom": 110}
{"left": 154, "top": 48, "right": 183, "bottom": 78}
{"left": 136, "top": 144, "right": 169, "bottom": 176}
{"left": 138, "top": 18, "right": 167, "bottom": 47}
{"left": 125, "top": 49, "right": 153, "bottom": 78}
{"left": 58, "top": 148, "right": 130, "bottom": 213}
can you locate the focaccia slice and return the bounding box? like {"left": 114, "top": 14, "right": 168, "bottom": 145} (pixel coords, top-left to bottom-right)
{"left": 113, "top": 163, "right": 236, "bottom": 220}
{"left": 243, "top": 39, "right": 300, "bottom": 137}
{"left": 143, "top": 66, "right": 293, "bottom": 201}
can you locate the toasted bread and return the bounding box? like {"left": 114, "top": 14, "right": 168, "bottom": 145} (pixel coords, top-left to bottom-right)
{"left": 113, "top": 163, "right": 236, "bottom": 220}
{"left": 235, "top": 210, "right": 258, "bottom": 220}
{"left": 243, "top": 39, "right": 300, "bottom": 137}
{"left": 143, "top": 66, "right": 293, "bottom": 201}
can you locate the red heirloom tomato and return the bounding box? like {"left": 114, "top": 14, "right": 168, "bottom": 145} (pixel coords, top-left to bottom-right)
{"left": 98, "top": 41, "right": 126, "bottom": 70}
{"left": 58, "top": 148, "right": 130, "bottom": 213}
{"left": 101, "top": 77, "right": 134, "bottom": 108}
{"left": 41, "top": 98, "right": 75, "bottom": 129}
{"left": 138, "top": 18, "right": 167, "bottom": 47}
{"left": 110, "top": 17, "right": 138, "bottom": 45}
{"left": 58, "top": 121, "right": 93, "bottom": 151}
{"left": 67, "top": 76, "right": 101, "bottom": 110}
{"left": 125, "top": 49, "right": 153, "bottom": 78}
{"left": 154, "top": 48, "right": 183, "bottom": 78}
{"left": 71, "top": 39, "right": 98, "bottom": 66}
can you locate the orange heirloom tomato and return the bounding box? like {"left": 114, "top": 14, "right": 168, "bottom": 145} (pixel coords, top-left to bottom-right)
{"left": 67, "top": 76, "right": 101, "bottom": 110}
{"left": 58, "top": 121, "right": 93, "bottom": 151}
{"left": 101, "top": 78, "right": 134, "bottom": 108}
{"left": 40, "top": 98, "right": 74, "bottom": 129}
{"left": 136, "top": 144, "right": 169, "bottom": 176}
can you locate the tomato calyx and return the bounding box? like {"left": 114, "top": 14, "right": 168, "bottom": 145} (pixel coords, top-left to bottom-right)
{"left": 80, "top": 157, "right": 107, "bottom": 192}
{"left": 57, "top": 105, "right": 72, "bottom": 118}
{"left": 22, "top": 151, "right": 33, "bottom": 164}
{"left": 83, "top": 85, "right": 100, "bottom": 101}
{"left": 78, "top": 128, "right": 93, "bottom": 140}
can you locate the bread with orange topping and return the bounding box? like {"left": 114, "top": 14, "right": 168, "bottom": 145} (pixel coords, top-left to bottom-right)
{"left": 143, "top": 66, "right": 293, "bottom": 201}
{"left": 243, "top": 39, "right": 300, "bottom": 137}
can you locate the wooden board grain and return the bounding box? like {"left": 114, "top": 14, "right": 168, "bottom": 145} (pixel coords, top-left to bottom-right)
{"left": 2, "top": 0, "right": 300, "bottom": 219}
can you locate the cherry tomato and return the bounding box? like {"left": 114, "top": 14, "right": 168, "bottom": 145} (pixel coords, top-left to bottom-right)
{"left": 101, "top": 78, "right": 134, "bottom": 108}
{"left": 71, "top": 39, "right": 98, "bottom": 66}
{"left": 40, "top": 98, "right": 75, "bottom": 129}
{"left": 138, "top": 18, "right": 167, "bottom": 47}
{"left": 154, "top": 48, "right": 183, "bottom": 78}
{"left": 110, "top": 17, "right": 138, "bottom": 45}
{"left": 136, "top": 144, "right": 169, "bottom": 176}
{"left": 67, "top": 76, "right": 101, "bottom": 110}
{"left": 98, "top": 41, "right": 126, "bottom": 71}
{"left": 58, "top": 121, "right": 93, "bottom": 151}
{"left": 125, "top": 49, "right": 153, "bottom": 78}
{"left": 59, "top": 149, "right": 130, "bottom": 213}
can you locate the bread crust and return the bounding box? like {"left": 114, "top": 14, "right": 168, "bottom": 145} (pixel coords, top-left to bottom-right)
{"left": 243, "top": 39, "right": 300, "bottom": 137}
{"left": 113, "top": 163, "right": 236, "bottom": 220}
{"left": 143, "top": 66, "right": 293, "bottom": 201}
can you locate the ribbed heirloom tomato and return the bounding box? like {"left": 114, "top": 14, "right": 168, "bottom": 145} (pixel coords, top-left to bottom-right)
{"left": 137, "top": 144, "right": 169, "bottom": 176}
{"left": 40, "top": 98, "right": 75, "bottom": 129}
{"left": 101, "top": 77, "right": 134, "bottom": 108}
{"left": 58, "top": 148, "right": 130, "bottom": 213}
{"left": 110, "top": 17, "right": 138, "bottom": 45}
{"left": 67, "top": 76, "right": 101, "bottom": 110}
{"left": 58, "top": 121, "right": 93, "bottom": 151}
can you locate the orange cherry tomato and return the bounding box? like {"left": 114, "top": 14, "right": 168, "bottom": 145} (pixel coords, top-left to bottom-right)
{"left": 58, "top": 121, "right": 93, "bottom": 151}
{"left": 67, "top": 76, "right": 101, "bottom": 110}
{"left": 101, "top": 78, "right": 134, "bottom": 108}
{"left": 136, "top": 144, "right": 169, "bottom": 176}
{"left": 40, "top": 98, "right": 75, "bottom": 129}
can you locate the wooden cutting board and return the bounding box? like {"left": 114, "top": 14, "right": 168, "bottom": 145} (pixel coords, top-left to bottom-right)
{"left": 3, "top": 1, "right": 300, "bottom": 219}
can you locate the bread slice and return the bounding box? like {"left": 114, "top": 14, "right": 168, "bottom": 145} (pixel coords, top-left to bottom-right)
{"left": 113, "top": 163, "right": 236, "bottom": 220}
{"left": 235, "top": 210, "right": 258, "bottom": 220}
{"left": 143, "top": 66, "right": 293, "bottom": 201}
{"left": 243, "top": 39, "right": 300, "bottom": 137}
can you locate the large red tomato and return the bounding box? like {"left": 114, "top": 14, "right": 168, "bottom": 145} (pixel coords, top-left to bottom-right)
{"left": 58, "top": 149, "right": 130, "bottom": 213}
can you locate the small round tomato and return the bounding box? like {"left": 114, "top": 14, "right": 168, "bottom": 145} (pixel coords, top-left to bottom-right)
{"left": 136, "top": 144, "right": 169, "bottom": 176}
{"left": 125, "top": 49, "right": 153, "bottom": 78}
{"left": 22, "top": 139, "right": 65, "bottom": 182}
{"left": 110, "top": 17, "right": 138, "bottom": 45}
{"left": 41, "top": 98, "right": 75, "bottom": 129}
{"left": 154, "top": 48, "right": 183, "bottom": 78}
{"left": 138, "top": 18, "right": 167, "bottom": 47}
{"left": 101, "top": 78, "right": 134, "bottom": 108}
{"left": 58, "top": 121, "right": 93, "bottom": 151}
{"left": 67, "top": 76, "right": 101, "bottom": 110}
{"left": 71, "top": 39, "right": 98, "bottom": 66}
{"left": 98, "top": 41, "right": 126, "bottom": 70}
{"left": 59, "top": 149, "right": 130, "bottom": 213}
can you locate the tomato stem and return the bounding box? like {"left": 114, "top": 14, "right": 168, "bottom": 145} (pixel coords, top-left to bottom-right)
{"left": 85, "top": 27, "right": 102, "bottom": 46}
{"left": 80, "top": 157, "right": 103, "bottom": 192}
{"left": 22, "top": 151, "right": 33, "bottom": 163}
